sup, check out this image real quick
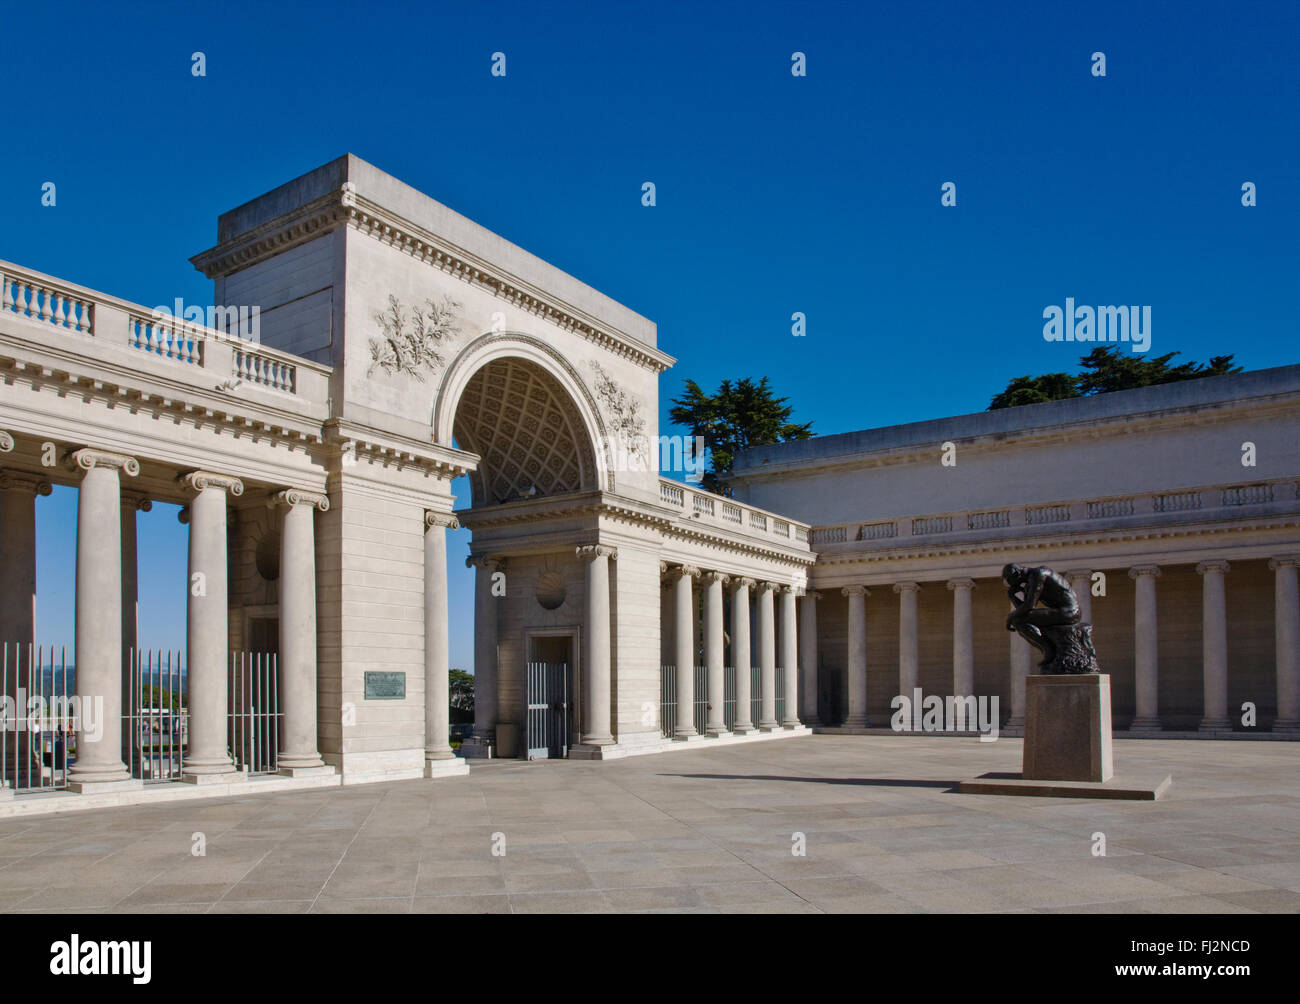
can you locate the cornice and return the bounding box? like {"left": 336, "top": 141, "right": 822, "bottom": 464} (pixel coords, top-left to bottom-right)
{"left": 815, "top": 514, "right": 1300, "bottom": 569}
{"left": 324, "top": 418, "right": 474, "bottom": 479}
{"left": 191, "top": 185, "right": 675, "bottom": 375}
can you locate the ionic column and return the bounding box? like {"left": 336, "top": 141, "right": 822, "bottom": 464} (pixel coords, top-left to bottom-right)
{"left": 467, "top": 556, "right": 504, "bottom": 746}
{"left": 180, "top": 471, "right": 242, "bottom": 780}
{"left": 1066, "top": 569, "right": 1093, "bottom": 623}
{"left": 1008, "top": 625, "right": 1031, "bottom": 729}
{"left": 780, "top": 585, "right": 800, "bottom": 728}
{"left": 798, "top": 590, "right": 820, "bottom": 726}
{"left": 893, "top": 582, "right": 920, "bottom": 701}
{"left": 1270, "top": 556, "right": 1300, "bottom": 732}
{"left": 269, "top": 489, "right": 329, "bottom": 773}
{"left": 731, "top": 577, "right": 756, "bottom": 734}
{"left": 948, "top": 578, "right": 975, "bottom": 700}
{"left": 577, "top": 545, "right": 616, "bottom": 745}
{"left": 757, "top": 581, "right": 779, "bottom": 730}
{"left": 1128, "top": 565, "right": 1162, "bottom": 731}
{"left": 119, "top": 492, "right": 150, "bottom": 762}
{"left": 68, "top": 449, "right": 139, "bottom": 789}
{"left": 1197, "top": 560, "right": 1232, "bottom": 731}
{"left": 1, "top": 470, "right": 51, "bottom": 784}
{"left": 703, "top": 570, "right": 729, "bottom": 737}
{"left": 672, "top": 564, "right": 700, "bottom": 738}
{"left": 842, "top": 585, "right": 868, "bottom": 727}
{"left": 423, "top": 513, "right": 460, "bottom": 764}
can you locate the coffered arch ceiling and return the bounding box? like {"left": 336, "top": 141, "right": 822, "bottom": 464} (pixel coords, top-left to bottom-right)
{"left": 452, "top": 356, "right": 598, "bottom": 506}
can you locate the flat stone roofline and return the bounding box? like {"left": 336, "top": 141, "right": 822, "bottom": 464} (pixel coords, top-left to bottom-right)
{"left": 211, "top": 153, "right": 658, "bottom": 349}
{"left": 731, "top": 364, "right": 1300, "bottom": 473}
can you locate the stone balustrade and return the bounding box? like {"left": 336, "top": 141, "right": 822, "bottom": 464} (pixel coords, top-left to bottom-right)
{"left": 809, "top": 475, "right": 1300, "bottom": 551}
{"left": 658, "top": 477, "right": 811, "bottom": 551}
{"left": 0, "top": 260, "right": 326, "bottom": 405}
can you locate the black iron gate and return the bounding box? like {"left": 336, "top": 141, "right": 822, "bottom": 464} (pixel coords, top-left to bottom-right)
{"left": 525, "top": 662, "right": 570, "bottom": 760}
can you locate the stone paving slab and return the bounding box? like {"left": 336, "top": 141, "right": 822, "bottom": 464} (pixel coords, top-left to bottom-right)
{"left": 0, "top": 735, "right": 1296, "bottom": 913}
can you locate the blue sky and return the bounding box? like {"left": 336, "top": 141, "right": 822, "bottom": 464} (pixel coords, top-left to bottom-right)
{"left": 3, "top": 0, "right": 1296, "bottom": 669}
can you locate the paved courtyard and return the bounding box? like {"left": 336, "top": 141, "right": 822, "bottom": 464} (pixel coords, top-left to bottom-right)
{"left": 1, "top": 735, "right": 1298, "bottom": 914}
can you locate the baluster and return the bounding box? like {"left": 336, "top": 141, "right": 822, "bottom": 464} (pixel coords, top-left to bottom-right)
{"left": 81, "top": 300, "right": 93, "bottom": 335}
{"left": 56, "top": 295, "right": 69, "bottom": 328}
{"left": 38, "top": 286, "right": 52, "bottom": 322}
{"left": 0, "top": 274, "right": 10, "bottom": 312}
{"left": 15, "top": 281, "right": 29, "bottom": 317}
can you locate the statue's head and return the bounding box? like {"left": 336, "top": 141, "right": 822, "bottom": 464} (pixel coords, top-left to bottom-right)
{"left": 1002, "top": 563, "right": 1026, "bottom": 586}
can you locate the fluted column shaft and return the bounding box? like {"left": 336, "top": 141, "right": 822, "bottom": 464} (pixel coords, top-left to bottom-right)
{"left": 1198, "top": 560, "right": 1231, "bottom": 730}
{"left": 1129, "top": 565, "right": 1162, "bottom": 731}
{"left": 672, "top": 565, "right": 699, "bottom": 738}
{"left": 704, "top": 571, "right": 728, "bottom": 736}
{"left": 731, "top": 578, "right": 755, "bottom": 732}
{"left": 757, "top": 582, "right": 779, "bottom": 729}
{"left": 423, "top": 513, "right": 458, "bottom": 761}
{"left": 780, "top": 586, "right": 800, "bottom": 727}
{"left": 271, "top": 490, "right": 327, "bottom": 770}
{"left": 469, "top": 556, "right": 502, "bottom": 743}
{"left": 1271, "top": 556, "right": 1300, "bottom": 731}
{"left": 69, "top": 450, "right": 137, "bottom": 786}
{"left": 798, "top": 591, "right": 820, "bottom": 726}
{"left": 1009, "top": 625, "right": 1031, "bottom": 728}
{"left": 948, "top": 579, "right": 975, "bottom": 698}
{"left": 182, "top": 472, "right": 241, "bottom": 777}
{"left": 894, "top": 582, "right": 919, "bottom": 700}
{"left": 842, "top": 585, "right": 868, "bottom": 727}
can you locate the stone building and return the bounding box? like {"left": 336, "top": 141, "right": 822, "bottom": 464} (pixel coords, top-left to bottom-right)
{"left": 727, "top": 370, "right": 1300, "bottom": 736}
{"left": 1, "top": 155, "right": 1294, "bottom": 815}
{"left": 0, "top": 155, "right": 812, "bottom": 813}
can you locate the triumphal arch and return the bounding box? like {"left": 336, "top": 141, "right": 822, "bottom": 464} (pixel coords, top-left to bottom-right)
{"left": 0, "top": 155, "right": 813, "bottom": 810}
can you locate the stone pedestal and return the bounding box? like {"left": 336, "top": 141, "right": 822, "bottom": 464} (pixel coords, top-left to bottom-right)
{"left": 1024, "top": 674, "right": 1113, "bottom": 782}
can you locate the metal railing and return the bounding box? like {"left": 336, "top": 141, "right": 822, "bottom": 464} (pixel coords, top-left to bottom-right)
{"left": 229, "top": 652, "right": 281, "bottom": 775}
{"left": 1, "top": 643, "right": 73, "bottom": 793}
{"left": 125, "top": 649, "right": 187, "bottom": 783}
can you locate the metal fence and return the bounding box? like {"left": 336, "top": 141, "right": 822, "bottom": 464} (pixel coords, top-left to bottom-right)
{"left": 525, "top": 662, "right": 571, "bottom": 759}
{"left": 229, "top": 651, "right": 280, "bottom": 775}
{"left": 1, "top": 643, "right": 73, "bottom": 793}
{"left": 661, "top": 664, "right": 785, "bottom": 735}
{"left": 661, "top": 665, "right": 709, "bottom": 737}
{"left": 125, "top": 649, "right": 187, "bottom": 783}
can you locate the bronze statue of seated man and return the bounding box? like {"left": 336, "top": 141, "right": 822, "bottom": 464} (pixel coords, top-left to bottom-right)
{"left": 1003, "top": 563, "right": 1099, "bottom": 675}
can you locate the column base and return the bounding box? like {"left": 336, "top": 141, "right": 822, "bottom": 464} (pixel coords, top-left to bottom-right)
{"left": 424, "top": 757, "right": 470, "bottom": 778}
{"left": 1129, "top": 717, "right": 1163, "bottom": 732}
{"left": 758, "top": 722, "right": 783, "bottom": 733}
{"left": 842, "top": 716, "right": 869, "bottom": 728}
{"left": 277, "top": 765, "right": 337, "bottom": 779}
{"left": 68, "top": 777, "right": 143, "bottom": 794}
{"left": 730, "top": 726, "right": 759, "bottom": 736}
{"left": 1005, "top": 715, "right": 1025, "bottom": 729}
{"left": 278, "top": 753, "right": 326, "bottom": 771}
{"left": 781, "top": 719, "right": 802, "bottom": 729}
{"left": 706, "top": 728, "right": 732, "bottom": 738}
{"left": 1272, "top": 719, "right": 1300, "bottom": 734}
{"left": 0, "top": 785, "right": 11, "bottom": 802}
{"left": 673, "top": 732, "right": 707, "bottom": 743}
{"left": 1199, "top": 718, "right": 1233, "bottom": 732}
{"left": 182, "top": 769, "right": 249, "bottom": 785}
{"left": 424, "top": 746, "right": 458, "bottom": 761}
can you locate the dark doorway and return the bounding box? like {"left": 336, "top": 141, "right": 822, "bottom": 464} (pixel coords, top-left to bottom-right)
{"left": 526, "top": 636, "right": 572, "bottom": 759}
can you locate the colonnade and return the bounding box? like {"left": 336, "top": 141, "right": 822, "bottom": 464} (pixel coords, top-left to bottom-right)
{"left": 808, "top": 559, "right": 1300, "bottom": 732}
{"left": 661, "top": 565, "right": 802, "bottom": 739}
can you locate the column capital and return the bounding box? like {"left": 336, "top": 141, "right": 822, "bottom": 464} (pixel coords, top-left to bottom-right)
{"left": 179, "top": 470, "right": 243, "bottom": 496}
{"left": 269, "top": 488, "right": 330, "bottom": 512}
{"left": 73, "top": 448, "right": 139, "bottom": 478}
{"left": 755, "top": 580, "right": 779, "bottom": 595}
{"left": 841, "top": 584, "right": 868, "bottom": 597}
{"left": 702, "top": 569, "right": 730, "bottom": 585}
{"left": 946, "top": 578, "right": 976, "bottom": 591}
{"left": 802, "top": 589, "right": 820, "bottom": 601}
{"left": 466, "top": 554, "right": 505, "bottom": 572}
{"left": 0, "top": 472, "right": 52, "bottom": 496}
{"left": 1196, "top": 559, "right": 1231, "bottom": 575}
{"left": 121, "top": 491, "right": 152, "bottom": 513}
{"left": 780, "top": 583, "right": 801, "bottom": 595}
{"left": 424, "top": 510, "right": 460, "bottom": 530}
{"left": 0, "top": 430, "right": 13, "bottom": 453}
{"left": 1269, "top": 555, "right": 1300, "bottom": 570}
{"left": 672, "top": 563, "right": 700, "bottom": 579}
{"left": 576, "top": 544, "right": 617, "bottom": 561}
{"left": 1128, "top": 564, "right": 1162, "bottom": 579}
{"left": 892, "top": 581, "right": 920, "bottom": 595}
{"left": 731, "top": 576, "right": 756, "bottom": 591}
